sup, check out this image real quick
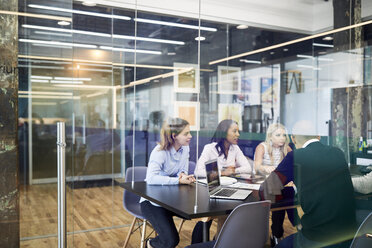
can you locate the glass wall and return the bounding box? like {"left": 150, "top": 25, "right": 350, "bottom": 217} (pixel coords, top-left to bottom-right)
{"left": 10, "top": 0, "right": 372, "bottom": 247}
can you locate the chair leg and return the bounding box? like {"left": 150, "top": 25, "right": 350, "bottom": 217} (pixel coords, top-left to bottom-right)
{"left": 178, "top": 219, "right": 186, "bottom": 233}
{"left": 140, "top": 219, "right": 147, "bottom": 248}
{"left": 123, "top": 217, "right": 137, "bottom": 248}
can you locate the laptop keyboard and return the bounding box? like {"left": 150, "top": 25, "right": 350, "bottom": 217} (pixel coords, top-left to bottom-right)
{"left": 214, "top": 188, "right": 237, "bottom": 197}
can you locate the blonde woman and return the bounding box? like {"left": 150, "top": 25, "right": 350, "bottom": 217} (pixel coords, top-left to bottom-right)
{"left": 254, "top": 123, "right": 292, "bottom": 176}
{"left": 254, "top": 123, "right": 294, "bottom": 247}
{"left": 140, "top": 117, "right": 195, "bottom": 248}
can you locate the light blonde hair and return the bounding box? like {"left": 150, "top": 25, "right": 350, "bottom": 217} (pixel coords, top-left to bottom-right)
{"left": 264, "top": 123, "right": 290, "bottom": 165}
{"left": 158, "top": 117, "right": 189, "bottom": 150}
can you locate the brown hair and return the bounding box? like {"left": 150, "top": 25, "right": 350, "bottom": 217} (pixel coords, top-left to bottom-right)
{"left": 158, "top": 118, "right": 189, "bottom": 150}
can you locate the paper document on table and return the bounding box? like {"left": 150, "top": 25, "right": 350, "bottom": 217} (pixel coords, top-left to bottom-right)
{"left": 197, "top": 176, "right": 237, "bottom": 185}
{"left": 226, "top": 182, "right": 261, "bottom": 190}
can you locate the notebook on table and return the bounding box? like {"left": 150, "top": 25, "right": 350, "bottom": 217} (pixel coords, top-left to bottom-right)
{"left": 205, "top": 159, "right": 252, "bottom": 200}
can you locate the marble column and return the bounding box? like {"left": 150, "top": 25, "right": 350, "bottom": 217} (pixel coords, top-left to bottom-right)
{"left": 331, "top": 0, "right": 366, "bottom": 160}
{"left": 0, "top": 0, "right": 19, "bottom": 247}
{"left": 333, "top": 0, "right": 363, "bottom": 51}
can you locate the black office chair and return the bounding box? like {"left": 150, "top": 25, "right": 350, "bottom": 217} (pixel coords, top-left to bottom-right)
{"left": 186, "top": 200, "right": 271, "bottom": 248}
{"left": 350, "top": 211, "right": 372, "bottom": 248}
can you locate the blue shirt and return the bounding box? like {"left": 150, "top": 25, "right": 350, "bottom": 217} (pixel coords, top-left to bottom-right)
{"left": 140, "top": 144, "right": 189, "bottom": 204}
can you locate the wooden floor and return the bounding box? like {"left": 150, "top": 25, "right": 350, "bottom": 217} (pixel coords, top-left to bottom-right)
{"left": 20, "top": 184, "right": 297, "bottom": 247}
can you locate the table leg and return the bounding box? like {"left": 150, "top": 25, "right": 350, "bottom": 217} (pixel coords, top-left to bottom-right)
{"left": 202, "top": 221, "right": 210, "bottom": 242}
{"left": 216, "top": 215, "right": 227, "bottom": 235}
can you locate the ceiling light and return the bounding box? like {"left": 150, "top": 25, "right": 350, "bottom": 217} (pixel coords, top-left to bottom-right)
{"left": 86, "top": 92, "right": 107, "bottom": 98}
{"left": 28, "top": 4, "right": 131, "bottom": 20}
{"left": 100, "top": 46, "right": 161, "bottom": 55}
{"left": 23, "top": 24, "right": 184, "bottom": 45}
{"left": 55, "top": 84, "right": 112, "bottom": 89}
{"left": 54, "top": 77, "right": 91, "bottom": 81}
{"left": 313, "top": 42, "right": 334, "bottom": 48}
{"left": 19, "top": 90, "right": 73, "bottom": 96}
{"left": 239, "top": 59, "right": 261, "bottom": 64}
{"left": 57, "top": 21, "right": 70, "bottom": 26}
{"left": 31, "top": 79, "right": 49, "bottom": 83}
{"left": 323, "top": 36, "right": 333, "bottom": 41}
{"left": 19, "top": 64, "right": 64, "bottom": 70}
{"left": 113, "top": 34, "right": 184, "bottom": 45}
{"left": 297, "top": 54, "right": 314, "bottom": 59}
{"left": 19, "top": 95, "right": 79, "bottom": 99}
{"left": 51, "top": 80, "right": 84, "bottom": 84}
{"left": 32, "top": 43, "right": 73, "bottom": 49}
{"left": 31, "top": 75, "right": 53, "bottom": 80}
{"left": 167, "top": 52, "right": 176, "bottom": 56}
{"left": 134, "top": 18, "right": 217, "bottom": 32}
{"left": 34, "top": 31, "right": 72, "bottom": 37}
{"left": 209, "top": 18, "right": 372, "bottom": 65}
{"left": 318, "top": 57, "right": 334, "bottom": 62}
{"left": 270, "top": 51, "right": 275, "bottom": 55}
{"left": 32, "top": 102, "right": 57, "bottom": 106}
{"left": 195, "top": 36, "right": 205, "bottom": 41}
{"left": 236, "top": 25, "right": 248, "bottom": 29}
{"left": 0, "top": 10, "right": 71, "bottom": 22}
{"left": 283, "top": 48, "right": 289, "bottom": 52}
{"left": 20, "top": 38, "right": 98, "bottom": 49}
{"left": 82, "top": 1, "right": 97, "bottom": 7}
{"left": 23, "top": 24, "right": 111, "bottom": 37}
{"left": 20, "top": 59, "right": 71, "bottom": 64}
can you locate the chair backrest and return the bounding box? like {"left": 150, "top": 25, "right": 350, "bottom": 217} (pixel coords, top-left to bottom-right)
{"left": 213, "top": 200, "right": 271, "bottom": 248}
{"left": 350, "top": 211, "right": 372, "bottom": 248}
{"left": 188, "top": 161, "right": 196, "bottom": 175}
{"left": 123, "top": 166, "right": 148, "bottom": 215}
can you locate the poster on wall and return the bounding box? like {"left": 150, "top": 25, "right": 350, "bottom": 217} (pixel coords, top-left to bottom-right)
{"left": 173, "top": 62, "right": 199, "bottom": 93}
{"left": 218, "top": 66, "right": 241, "bottom": 94}
{"left": 261, "top": 77, "right": 275, "bottom": 109}
{"left": 218, "top": 103, "right": 242, "bottom": 130}
{"left": 261, "top": 77, "right": 279, "bottom": 121}
{"left": 284, "top": 70, "right": 303, "bottom": 94}
{"left": 174, "top": 101, "right": 200, "bottom": 131}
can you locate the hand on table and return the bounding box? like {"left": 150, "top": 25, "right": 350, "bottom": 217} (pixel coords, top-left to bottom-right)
{"left": 221, "top": 166, "right": 235, "bottom": 176}
{"left": 179, "top": 173, "right": 196, "bottom": 184}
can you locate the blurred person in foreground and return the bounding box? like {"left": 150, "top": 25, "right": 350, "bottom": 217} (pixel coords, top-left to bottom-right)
{"left": 260, "top": 120, "right": 356, "bottom": 248}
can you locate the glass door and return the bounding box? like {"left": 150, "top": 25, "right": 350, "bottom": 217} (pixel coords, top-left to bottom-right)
{"left": 18, "top": 0, "right": 74, "bottom": 246}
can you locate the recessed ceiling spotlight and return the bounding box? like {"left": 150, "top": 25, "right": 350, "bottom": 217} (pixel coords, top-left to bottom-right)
{"left": 82, "top": 1, "right": 97, "bottom": 6}
{"left": 195, "top": 36, "right": 205, "bottom": 41}
{"left": 236, "top": 25, "right": 248, "bottom": 29}
{"left": 270, "top": 51, "right": 275, "bottom": 55}
{"left": 323, "top": 36, "right": 333, "bottom": 41}
{"left": 57, "top": 21, "right": 70, "bottom": 26}
{"left": 167, "top": 52, "right": 176, "bottom": 56}
{"left": 283, "top": 48, "right": 289, "bottom": 52}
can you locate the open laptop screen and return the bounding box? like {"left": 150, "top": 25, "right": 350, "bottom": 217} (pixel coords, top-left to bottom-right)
{"left": 205, "top": 159, "right": 220, "bottom": 193}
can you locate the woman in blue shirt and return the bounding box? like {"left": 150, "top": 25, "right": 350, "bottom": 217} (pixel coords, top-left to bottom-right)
{"left": 140, "top": 117, "right": 195, "bottom": 248}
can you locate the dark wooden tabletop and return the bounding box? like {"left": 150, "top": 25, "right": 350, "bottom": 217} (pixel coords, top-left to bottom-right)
{"left": 122, "top": 181, "right": 263, "bottom": 219}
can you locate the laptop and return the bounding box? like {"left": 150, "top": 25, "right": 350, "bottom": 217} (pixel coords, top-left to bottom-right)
{"left": 205, "top": 159, "right": 252, "bottom": 200}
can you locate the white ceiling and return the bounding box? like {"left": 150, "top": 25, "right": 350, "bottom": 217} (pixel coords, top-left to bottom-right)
{"left": 84, "top": 0, "right": 329, "bottom": 33}
{"left": 80, "top": 0, "right": 372, "bottom": 34}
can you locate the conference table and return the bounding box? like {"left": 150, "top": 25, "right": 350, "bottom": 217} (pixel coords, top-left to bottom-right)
{"left": 122, "top": 180, "right": 296, "bottom": 242}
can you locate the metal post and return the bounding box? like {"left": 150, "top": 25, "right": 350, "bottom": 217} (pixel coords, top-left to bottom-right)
{"left": 57, "top": 122, "right": 66, "bottom": 248}
{"left": 82, "top": 114, "right": 86, "bottom": 145}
